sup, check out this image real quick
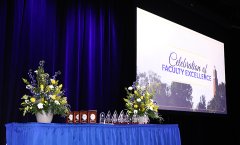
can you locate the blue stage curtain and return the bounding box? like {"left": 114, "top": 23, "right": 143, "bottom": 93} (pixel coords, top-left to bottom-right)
{"left": 0, "top": 0, "right": 136, "bottom": 145}
{"left": 6, "top": 123, "right": 181, "bottom": 145}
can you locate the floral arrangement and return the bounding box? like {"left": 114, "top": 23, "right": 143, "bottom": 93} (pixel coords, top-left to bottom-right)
{"left": 123, "top": 79, "right": 163, "bottom": 122}
{"left": 19, "top": 60, "right": 71, "bottom": 117}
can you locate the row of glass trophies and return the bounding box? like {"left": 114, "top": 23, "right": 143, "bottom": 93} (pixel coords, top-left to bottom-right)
{"left": 99, "top": 110, "right": 149, "bottom": 124}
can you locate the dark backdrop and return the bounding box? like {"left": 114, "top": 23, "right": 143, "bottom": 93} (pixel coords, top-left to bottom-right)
{"left": 1, "top": 0, "right": 240, "bottom": 145}
{"left": 0, "top": 0, "right": 136, "bottom": 144}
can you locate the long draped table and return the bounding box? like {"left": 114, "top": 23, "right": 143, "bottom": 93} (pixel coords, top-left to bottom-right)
{"left": 5, "top": 122, "right": 181, "bottom": 145}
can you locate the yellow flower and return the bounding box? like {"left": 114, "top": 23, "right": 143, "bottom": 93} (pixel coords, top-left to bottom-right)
{"left": 25, "top": 106, "right": 29, "bottom": 111}
{"left": 134, "top": 90, "right": 138, "bottom": 95}
{"left": 50, "top": 95, "right": 56, "bottom": 100}
{"left": 153, "top": 106, "right": 158, "bottom": 112}
{"left": 141, "top": 107, "right": 145, "bottom": 112}
{"left": 140, "top": 103, "right": 145, "bottom": 108}
{"left": 51, "top": 79, "right": 56, "bottom": 85}
{"left": 45, "top": 86, "right": 50, "bottom": 92}
{"left": 22, "top": 95, "right": 29, "bottom": 100}
{"left": 54, "top": 87, "right": 61, "bottom": 95}
{"left": 140, "top": 96, "right": 143, "bottom": 99}
{"left": 56, "top": 96, "right": 60, "bottom": 100}
{"left": 146, "top": 92, "right": 150, "bottom": 96}
{"left": 61, "top": 99, "right": 67, "bottom": 104}
{"left": 30, "top": 97, "right": 36, "bottom": 103}
{"left": 134, "top": 104, "right": 138, "bottom": 108}
{"left": 59, "top": 84, "right": 62, "bottom": 89}
{"left": 149, "top": 101, "right": 153, "bottom": 106}
{"left": 40, "top": 84, "right": 44, "bottom": 91}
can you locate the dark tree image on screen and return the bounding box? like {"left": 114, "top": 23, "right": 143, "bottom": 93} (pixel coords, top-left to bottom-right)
{"left": 196, "top": 95, "right": 207, "bottom": 112}
{"left": 207, "top": 82, "right": 226, "bottom": 113}
{"left": 138, "top": 72, "right": 194, "bottom": 111}
{"left": 169, "top": 82, "right": 193, "bottom": 111}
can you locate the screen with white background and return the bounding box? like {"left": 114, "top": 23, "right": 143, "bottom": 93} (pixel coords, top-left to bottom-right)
{"left": 137, "top": 7, "right": 227, "bottom": 114}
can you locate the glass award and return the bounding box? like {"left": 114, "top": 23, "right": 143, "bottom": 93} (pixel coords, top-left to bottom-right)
{"left": 105, "top": 110, "right": 112, "bottom": 124}
{"left": 124, "top": 112, "right": 130, "bottom": 124}
{"left": 118, "top": 110, "right": 124, "bottom": 124}
{"left": 112, "top": 110, "right": 118, "bottom": 124}
{"left": 99, "top": 112, "right": 105, "bottom": 124}
{"left": 132, "top": 111, "right": 138, "bottom": 124}
{"left": 144, "top": 114, "right": 149, "bottom": 124}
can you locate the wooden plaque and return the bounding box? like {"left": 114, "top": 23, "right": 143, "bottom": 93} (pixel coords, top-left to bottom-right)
{"left": 66, "top": 112, "right": 74, "bottom": 123}
{"left": 80, "top": 110, "right": 88, "bottom": 123}
{"left": 73, "top": 111, "right": 80, "bottom": 123}
{"left": 88, "top": 110, "right": 97, "bottom": 123}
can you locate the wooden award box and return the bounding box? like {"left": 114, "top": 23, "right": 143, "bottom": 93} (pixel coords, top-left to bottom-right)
{"left": 73, "top": 111, "right": 80, "bottom": 123}
{"left": 80, "top": 110, "right": 88, "bottom": 123}
{"left": 88, "top": 110, "right": 97, "bottom": 123}
{"left": 66, "top": 112, "right": 74, "bottom": 123}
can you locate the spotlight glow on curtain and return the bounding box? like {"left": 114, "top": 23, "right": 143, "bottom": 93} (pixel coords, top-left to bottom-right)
{"left": 64, "top": 2, "right": 118, "bottom": 110}
{"left": 0, "top": 0, "right": 120, "bottom": 122}
{"left": 0, "top": 1, "right": 135, "bottom": 145}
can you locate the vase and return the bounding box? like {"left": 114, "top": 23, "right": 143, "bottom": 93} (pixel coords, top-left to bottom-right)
{"left": 138, "top": 115, "right": 149, "bottom": 124}
{"left": 35, "top": 110, "right": 53, "bottom": 123}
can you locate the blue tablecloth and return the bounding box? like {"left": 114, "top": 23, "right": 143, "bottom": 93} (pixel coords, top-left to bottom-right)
{"left": 5, "top": 123, "right": 181, "bottom": 145}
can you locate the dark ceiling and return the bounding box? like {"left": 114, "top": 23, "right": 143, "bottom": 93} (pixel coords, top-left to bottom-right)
{"left": 172, "top": 0, "right": 240, "bottom": 29}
